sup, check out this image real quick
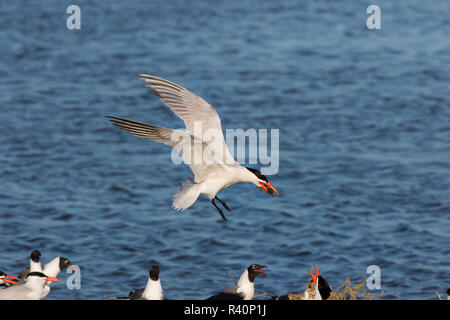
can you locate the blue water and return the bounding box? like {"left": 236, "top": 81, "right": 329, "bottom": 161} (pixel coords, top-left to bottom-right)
{"left": 0, "top": 0, "right": 449, "bottom": 300}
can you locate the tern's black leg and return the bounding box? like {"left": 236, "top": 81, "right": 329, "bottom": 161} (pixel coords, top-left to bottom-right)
{"left": 212, "top": 198, "right": 227, "bottom": 221}
{"left": 214, "top": 196, "right": 232, "bottom": 212}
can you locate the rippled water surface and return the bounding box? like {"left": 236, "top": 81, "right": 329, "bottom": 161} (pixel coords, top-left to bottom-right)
{"left": 0, "top": 0, "right": 449, "bottom": 299}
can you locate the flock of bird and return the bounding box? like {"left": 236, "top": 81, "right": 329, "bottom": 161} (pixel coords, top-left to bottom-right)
{"left": 0, "top": 75, "right": 316, "bottom": 301}
{"left": 1, "top": 250, "right": 332, "bottom": 300}
{"left": 108, "top": 262, "right": 332, "bottom": 300}
{"left": 0, "top": 250, "right": 71, "bottom": 300}
{"left": 4, "top": 75, "right": 447, "bottom": 300}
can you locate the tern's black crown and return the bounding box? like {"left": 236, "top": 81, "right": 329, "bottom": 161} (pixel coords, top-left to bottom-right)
{"left": 27, "top": 272, "right": 47, "bottom": 278}
{"left": 246, "top": 167, "right": 268, "bottom": 182}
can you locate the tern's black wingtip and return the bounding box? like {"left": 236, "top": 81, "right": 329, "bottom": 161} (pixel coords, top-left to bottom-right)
{"left": 105, "top": 116, "right": 122, "bottom": 123}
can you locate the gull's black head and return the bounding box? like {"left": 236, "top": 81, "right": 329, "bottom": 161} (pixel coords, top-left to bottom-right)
{"left": 246, "top": 167, "right": 279, "bottom": 197}
{"left": 149, "top": 266, "right": 160, "bottom": 281}
{"left": 247, "top": 264, "right": 268, "bottom": 283}
{"left": 31, "top": 250, "right": 41, "bottom": 263}
{"left": 59, "top": 257, "right": 72, "bottom": 270}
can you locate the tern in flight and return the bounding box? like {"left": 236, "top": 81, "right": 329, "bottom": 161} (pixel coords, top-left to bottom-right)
{"left": 108, "top": 74, "right": 278, "bottom": 220}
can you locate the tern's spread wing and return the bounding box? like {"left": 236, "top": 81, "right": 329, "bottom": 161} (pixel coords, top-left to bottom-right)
{"left": 138, "top": 74, "right": 237, "bottom": 165}
{"left": 107, "top": 116, "right": 225, "bottom": 182}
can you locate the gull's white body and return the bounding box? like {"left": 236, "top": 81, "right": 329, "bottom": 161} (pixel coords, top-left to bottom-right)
{"left": 43, "top": 257, "right": 63, "bottom": 278}
{"left": 40, "top": 257, "right": 67, "bottom": 299}
{"left": 142, "top": 278, "right": 164, "bottom": 300}
{"left": 235, "top": 269, "right": 255, "bottom": 300}
{"left": 29, "top": 257, "right": 42, "bottom": 273}
{"left": 129, "top": 278, "right": 164, "bottom": 300}
{"left": 208, "top": 268, "right": 255, "bottom": 300}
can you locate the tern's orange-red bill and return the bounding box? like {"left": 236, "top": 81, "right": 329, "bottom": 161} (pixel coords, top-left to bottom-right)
{"left": 2, "top": 274, "right": 19, "bottom": 285}
{"left": 308, "top": 269, "right": 317, "bottom": 285}
{"left": 5, "top": 274, "right": 20, "bottom": 280}
{"left": 1, "top": 279, "right": 18, "bottom": 285}
{"left": 45, "top": 277, "right": 60, "bottom": 282}
{"left": 266, "top": 182, "right": 279, "bottom": 195}
{"left": 313, "top": 263, "right": 320, "bottom": 277}
{"left": 258, "top": 181, "right": 268, "bottom": 192}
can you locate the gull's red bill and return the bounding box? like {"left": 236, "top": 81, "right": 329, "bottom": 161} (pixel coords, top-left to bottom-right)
{"left": 255, "top": 265, "right": 268, "bottom": 277}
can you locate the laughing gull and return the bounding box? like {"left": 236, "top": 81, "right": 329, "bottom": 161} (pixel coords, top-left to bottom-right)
{"left": 128, "top": 266, "right": 165, "bottom": 300}
{"left": 207, "top": 264, "right": 267, "bottom": 300}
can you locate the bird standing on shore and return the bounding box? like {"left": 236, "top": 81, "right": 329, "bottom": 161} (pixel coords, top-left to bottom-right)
{"left": 105, "top": 266, "right": 165, "bottom": 300}
{"left": 207, "top": 264, "right": 267, "bottom": 300}
{"left": 128, "top": 266, "right": 165, "bottom": 300}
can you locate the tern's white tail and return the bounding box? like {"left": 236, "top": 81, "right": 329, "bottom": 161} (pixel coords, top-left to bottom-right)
{"left": 173, "top": 178, "right": 200, "bottom": 210}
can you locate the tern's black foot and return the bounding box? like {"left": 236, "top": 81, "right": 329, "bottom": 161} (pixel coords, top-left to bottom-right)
{"left": 214, "top": 196, "right": 232, "bottom": 212}
{"left": 212, "top": 198, "right": 227, "bottom": 221}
